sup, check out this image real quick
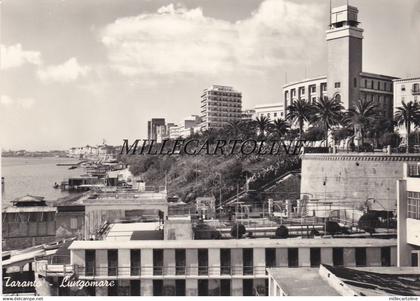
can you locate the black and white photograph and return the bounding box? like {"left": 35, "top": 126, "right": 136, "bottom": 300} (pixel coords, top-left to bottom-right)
{"left": 1, "top": 0, "right": 420, "bottom": 297}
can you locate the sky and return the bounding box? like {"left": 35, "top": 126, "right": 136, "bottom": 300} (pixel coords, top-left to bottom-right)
{"left": 1, "top": 0, "right": 419, "bottom": 151}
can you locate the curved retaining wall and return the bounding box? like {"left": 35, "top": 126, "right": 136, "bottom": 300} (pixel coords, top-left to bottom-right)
{"left": 300, "top": 153, "right": 420, "bottom": 211}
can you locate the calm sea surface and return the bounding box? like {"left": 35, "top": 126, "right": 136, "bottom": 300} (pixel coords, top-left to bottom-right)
{"left": 1, "top": 157, "right": 82, "bottom": 205}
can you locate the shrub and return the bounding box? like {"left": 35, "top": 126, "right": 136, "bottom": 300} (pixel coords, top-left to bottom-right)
{"left": 275, "top": 225, "right": 289, "bottom": 238}
{"left": 325, "top": 221, "right": 340, "bottom": 236}
{"left": 230, "top": 223, "right": 246, "bottom": 239}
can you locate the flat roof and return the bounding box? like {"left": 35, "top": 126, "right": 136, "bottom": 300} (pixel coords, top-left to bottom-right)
{"left": 267, "top": 267, "right": 339, "bottom": 296}
{"left": 68, "top": 237, "right": 396, "bottom": 250}
{"left": 324, "top": 265, "right": 420, "bottom": 296}
{"left": 360, "top": 72, "right": 399, "bottom": 80}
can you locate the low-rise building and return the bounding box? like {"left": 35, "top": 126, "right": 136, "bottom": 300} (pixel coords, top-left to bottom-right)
{"left": 58, "top": 235, "right": 396, "bottom": 296}
{"left": 397, "top": 162, "right": 420, "bottom": 267}
{"left": 254, "top": 103, "right": 284, "bottom": 121}
{"left": 393, "top": 77, "right": 420, "bottom": 135}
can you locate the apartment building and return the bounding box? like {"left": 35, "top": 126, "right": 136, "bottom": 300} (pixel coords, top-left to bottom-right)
{"left": 393, "top": 77, "right": 420, "bottom": 135}
{"left": 254, "top": 103, "right": 284, "bottom": 121}
{"left": 282, "top": 5, "right": 398, "bottom": 121}
{"left": 64, "top": 236, "right": 396, "bottom": 296}
{"left": 169, "top": 115, "right": 202, "bottom": 139}
{"left": 147, "top": 118, "right": 166, "bottom": 141}
{"left": 200, "top": 85, "right": 242, "bottom": 131}
{"left": 397, "top": 162, "right": 420, "bottom": 267}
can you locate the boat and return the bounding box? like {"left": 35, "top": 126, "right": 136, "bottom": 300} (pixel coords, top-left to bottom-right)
{"left": 68, "top": 166, "right": 77, "bottom": 170}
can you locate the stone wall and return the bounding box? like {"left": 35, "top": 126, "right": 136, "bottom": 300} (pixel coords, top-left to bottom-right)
{"left": 301, "top": 154, "right": 420, "bottom": 211}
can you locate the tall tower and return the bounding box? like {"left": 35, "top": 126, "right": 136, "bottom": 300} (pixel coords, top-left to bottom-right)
{"left": 326, "top": 5, "right": 363, "bottom": 109}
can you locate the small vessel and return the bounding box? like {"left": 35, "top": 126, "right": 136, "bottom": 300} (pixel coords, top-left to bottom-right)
{"left": 68, "top": 166, "right": 77, "bottom": 170}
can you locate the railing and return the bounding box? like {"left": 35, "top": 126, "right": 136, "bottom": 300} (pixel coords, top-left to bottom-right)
{"left": 74, "top": 265, "right": 268, "bottom": 278}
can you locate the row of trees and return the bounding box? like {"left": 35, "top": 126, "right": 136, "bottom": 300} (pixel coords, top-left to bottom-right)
{"left": 196, "top": 97, "right": 420, "bottom": 153}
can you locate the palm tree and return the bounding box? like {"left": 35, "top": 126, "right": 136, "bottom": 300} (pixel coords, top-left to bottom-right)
{"left": 286, "top": 98, "right": 313, "bottom": 137}
{"left": 346, "top": 98, "right": 378, "bottom": 147}
{"left": 227, "top": 120, "right": 243, "bottom": 137}
{"left": 269, "top": 118, "right": 290, "bottom": 139}
{"left": 312, "top": 96, "right": 344, "bottom": 146}
{"left": 394, "top": 101, "right": 420, "bottom": 153}
{"left": 255, "top": 116, "right": 271, "bottom": 138}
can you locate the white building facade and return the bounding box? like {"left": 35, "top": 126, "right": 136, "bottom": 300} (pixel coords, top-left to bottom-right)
{"left": 200, "top": 85, "right": 242, "bottom": 131}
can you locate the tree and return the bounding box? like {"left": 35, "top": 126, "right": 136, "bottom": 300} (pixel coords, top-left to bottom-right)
{"left": 255, "top": 116, "right": 271, "bottom": 138}
{"left": 332, "top": 128, "right": 353, "bottom": 144}
{"left": 312, "top": 96, "right": 344, "bottom": 146}
{"left": 269, "top": 118, "right": 290, "bottom": 139}
{"left": 286, "top": 99, "right": 313, "bottom": 137}
{"left": 381, "top": 132, "right": 401, "bottom": 148}
{"left": 346, "top": 99, "right": 379, "bottom": 147}
{"left": 303, "top": 127, "right": 325, "bottom": 142}
{"left": 358, "top": 212, "right": 380, "bottom": 235}
{"left": 275, "top": 225, "right": 289, "bottom": 238}
{"left": 230, "top": 223, "right": 246, "bottom": 239}
{"left": 394, "top": 101, "right": 420, "bottom": 153}
{"left": 325, "top": 220, "right": 341, "bottom": 236}
{"left": 227, "top": 120, "right": 244, "bottom": 138}
{"left": 367, "top": 115, "right": 394, "bottom": 148}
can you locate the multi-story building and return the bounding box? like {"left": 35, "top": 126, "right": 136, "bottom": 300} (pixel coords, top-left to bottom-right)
{"left": 241, "top": 109, "right": 255, "bottom": 121}
{"left": 64, "top": 236, "right": 396, "bottom": 296}
{"left": 169, "top": 115, "right": 202, "bottom": 139}
{"left": 147, "top": 118, "right": 166, "bottom": 141}
{"left": 393, "top": 77, "right": 420, "bottom": 135}
{"left": 2, "top": 195, "right": 56, "bottom": 250}
{"left": 282, "top": 5, "right": 398, "bottom": 121}
{"left": 253, "top": 103, "right": 284, "bottom": 121}
{"left": 201, "top": 85, "right": 242, "bottom": 131}
{"left": 397, "top": 162, "right": 420, "bottom": 267}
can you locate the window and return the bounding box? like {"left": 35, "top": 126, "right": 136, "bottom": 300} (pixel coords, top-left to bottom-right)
{"left": 333, "top": 248, "right": 344, "bottom": 266}
{"left": 364, "top": 79, "right": 368, "bottom": 88}
{"left": 355, "top": 248, "right": 367, "bottom": 267}
{"left": 198, "top": 249, "right": 209, "bottom": 275}
{"left": 401, "top": 85, "right": 406, "bottom": 91}
{"left": 130, "top": 250, "right": 141, "bottom": 276}
{"left": 153, "top": 280, "right": 163, "bottom": 296}
{"left": 334, "top": 82, "right": 341, "bottom": 88}
{"left": 153, "top": 249, "right": 163, "bottom": 275}
{"left": 130, "top": 280, "right": 141, "bottom": 296}
{"left": 381, "top": 247, "right": 391, "bottom": 267}
{"left": 408, "top": 192, "right": 420, "bottom": 219}
{"left": 175, "top": 249, "right": 186, "bottom": 275}
{"left": 354, "top": 78, "right": 357, "bottom": 87}
{"left": 310, "top": 248, "right": 321, "bottom": 267}
{"left": 198, "top": 280, "right": 209, "bottom": 296}
{"left": 221, "top": 279, "right": 231, "bottom": 296}
{"left": 265, "top": 248, "right": 276, "bottom": 268}
{"left": 243, "top": 248, "right": 253, "bottom": 275}
{"left": 108, "top": 250, "right": 118, "bottom": 276}
{"left": 414, "top": 83, "right": 420, "bottom": 92}
{"left": 70, "top": 218, "right": 78, "bottom": 229}
{"left": 175, "top": 280, "right": 186, "bottom": 296}
{"left": 267, "top": 113, "right": 271, "bottom": 119}
{"left": 243, "top": 279, "right": 254, "bottom": 296}
{"left": 311, "top": 85, "right": 316, "bottom": 93}
{"left": 221, "top": 249, "right": 231, "bottom": 275}
{"left": 85, "top": 250, "right": 96, "bottom": 276}
{"left": 288, "top": 248, "right": 299, "bottom": 267}
{"left": 274, "top": 112, "right": 277, "bottom": 118}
